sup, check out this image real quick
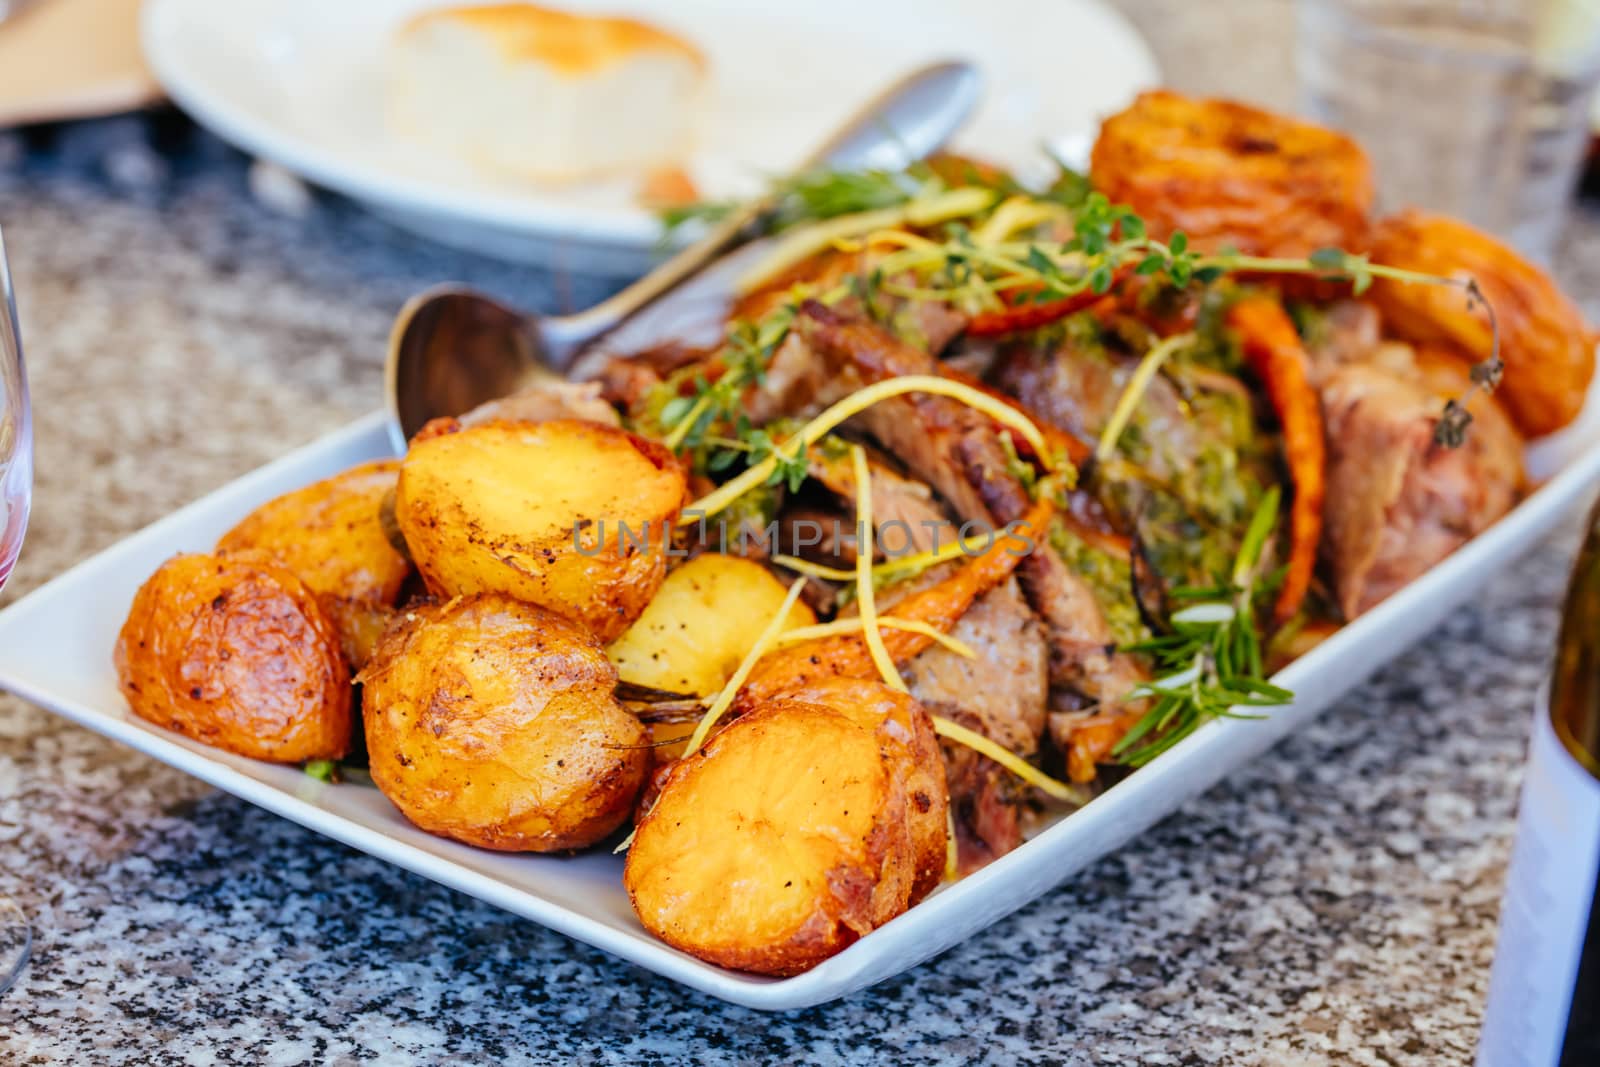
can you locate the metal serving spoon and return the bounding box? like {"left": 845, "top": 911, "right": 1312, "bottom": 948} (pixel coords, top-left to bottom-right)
{"left": 385, "top": 60, "right": 982, "bottom": 452}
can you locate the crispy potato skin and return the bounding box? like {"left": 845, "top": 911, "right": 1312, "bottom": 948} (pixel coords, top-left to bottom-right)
{"left": 772, "top": 677, "right": 949, "bottom": 904}
{"left": 606, "top": 554, "right": 816, "bottom": 696}
{"left": 1090, "top": 90, "right": 1373, "bottom": 258}
{"left": 360, "top": 593, "right": 648, "bottom": 852}
{"left": 217, "top": 459, "right": 412, "bottom": 668}
{"left": 114, "top": 552, "right": 352, "bottom": 762}
{"left": 625, "top": 700, "right": 914, "bottom": 976}
{"left": 1367, "top": 210, "right": 1596, "bottom": 436}
{"left": 396, "top": 418, "right": 687, "bottom": 642}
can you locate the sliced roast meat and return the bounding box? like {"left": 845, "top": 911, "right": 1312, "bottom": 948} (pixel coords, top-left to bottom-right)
{"left": 940, "top": 718, "right": 1024, "bottom": 874}
{"left": 991, "top": 322, "right": 1264, "bottom": 516}
{"left": 902, "top": 578, "right": 1048, "bottom": 755}
{"left": 892, "top": 297, "right": 969, "bottom": 357}
{"left": 808, "top": 446, "right": 953, "bottom": 556}
{"left": 795, "top": 301, "right": 1148, "bottom": 706}
{"left": 1301, "top": 300, "right": 1383, "bottom": 382}
{"left": 742, "top": 329, "right": 838, "bottom": 425}
{"left": 990, "top": 330, "right": 1127, "bottom": 450}
{"left": 587, "top": 341, "right": 709, "bottom": 416}
{"left": 1319, "top": 350, "right": 1521, "bottom": 618}
{"left": 774, "top": 505, "right": 859, "bottom": 569}
{"left": 880, "top": 574, "right": 1048, "bottom": 872}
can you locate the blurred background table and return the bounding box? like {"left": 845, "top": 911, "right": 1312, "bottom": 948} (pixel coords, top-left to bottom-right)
{"left": 1, "top": 1, "right": 1595, "bottom": 1062}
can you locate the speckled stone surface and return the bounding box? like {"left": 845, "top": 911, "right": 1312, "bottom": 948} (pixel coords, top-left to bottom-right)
{"left": 2, "top": 3, "right": 1599, "bottom": 1063}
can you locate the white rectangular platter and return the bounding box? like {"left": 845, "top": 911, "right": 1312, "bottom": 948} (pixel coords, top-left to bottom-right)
{"left": 3, "top": 379, "right": 1600, "bottom": 1011}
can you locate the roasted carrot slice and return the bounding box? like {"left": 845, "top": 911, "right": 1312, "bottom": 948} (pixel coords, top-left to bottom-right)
{"left": 1060, "top": 710, "right": 1145, "bottom": 784}
{"left": 967, "top": 285, "right": 1123, "bottom": 337}
{"left": 1227, "top": 296, "right": 1325, "bottom": 624}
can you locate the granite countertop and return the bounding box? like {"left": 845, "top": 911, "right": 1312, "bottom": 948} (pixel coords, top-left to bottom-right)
{"left": 2, "top": 2, "right": 1598, "bottom": 1063}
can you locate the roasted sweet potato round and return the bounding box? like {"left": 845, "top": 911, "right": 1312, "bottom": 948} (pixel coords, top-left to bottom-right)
{"left": 396, "top": 418, "right": 687, "bottom": 642}
{"left": 1089, "top": 90, "right": 1373, "bottom": 258}
{"left": 606, "top": 553, "right": 816, "bottom": 697}
{"left": 359, "top": 593, "right": 649, "bottom": 852}
{"left": 625, "top": 700, "right": 916, "bottom": 976}
{"left": 114, "top": 551, "right": 352, "bottom": 762}
{"left": 217, "top": 459, "right": 412, "bottom": 668}
{"left": 1366, "top": 209, "right": 1595, "bottom": 437}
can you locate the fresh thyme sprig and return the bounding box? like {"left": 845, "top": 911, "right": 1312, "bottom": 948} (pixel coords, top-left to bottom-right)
{"left": 655, "top": 302, "right": 799, "bottom": 453}
{"left": 1111, "top": 487, "right": 1294, "bottom": 766}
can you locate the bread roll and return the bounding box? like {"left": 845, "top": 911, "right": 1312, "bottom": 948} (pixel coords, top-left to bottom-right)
{"left": 388, "top": 3, "right": 705, "bottom": 183}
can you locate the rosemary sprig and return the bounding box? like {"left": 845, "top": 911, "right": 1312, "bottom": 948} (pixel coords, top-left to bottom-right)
{"left": 1111, "top": 487, "right": 1293, "bottom": 766}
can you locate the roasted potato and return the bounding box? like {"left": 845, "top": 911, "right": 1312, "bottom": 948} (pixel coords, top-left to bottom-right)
{"left": 772, "top": 677, "right": 949, "bottom": 904}
{"left": 1366, "top": 210, "right": 1596, "bottom": 437}
{"left": 359, "top": 592, "right": 649, "bottom": 851}
{"left": 606, "top": 554, "right": 816, "bottom": 697}
{"left": 114, "top": 551, "right": 351, "bottom": 762}
{"left": 217, "top": 459, "right": 412, "bottom": 669}
{"left": 1090, "top": 90, "right": 1373, "bottom": 258}
{"left": 625, "top": 699, "right": 916, "bottom": 976}
{"left": 396, "top": 418, "right": 687, "bottom": 642}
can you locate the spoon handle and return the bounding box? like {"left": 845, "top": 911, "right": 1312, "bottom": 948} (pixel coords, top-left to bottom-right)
{"left": 541, "top": 60, "right": 982, "bottom": 367}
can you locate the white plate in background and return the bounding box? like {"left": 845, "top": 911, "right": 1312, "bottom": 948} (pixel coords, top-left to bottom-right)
{"left": 140, "top": 0, "right": 1159, "bottom": 267}
{"left": 2, "top": 241, "right": 1599, "bottom": 1008}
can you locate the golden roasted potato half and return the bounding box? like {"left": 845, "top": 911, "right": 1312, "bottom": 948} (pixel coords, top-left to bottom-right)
{"left": 217, "top": 459, "right": 411, "bottom": 669}
{"left": 396, "top": 418, "right": 687, "bottom": 642}
{"left": 774, "top": 677, "right": 950, "bottom": 904}
{"left": 360, "top": 593, "right": 649, "bottom": 852}
{"left": 606, "top": 554, "right": 816, "bottom": 697}
{"left": 625, "top": 699, "right": 917, "bottom": 976}
{"left": 114, "top": 551, "right": 352, "bottom": 762}
{"left": 1367, "top": 210, "right": 1596, "bottom": 437}
{"left": 1090, "top": 90, "right": 1373, "bottom": 258}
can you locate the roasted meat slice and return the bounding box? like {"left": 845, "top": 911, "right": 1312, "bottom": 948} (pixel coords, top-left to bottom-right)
{"left": 1320, "top": 350, "right": 1521, "bottom": 618}
{"left": 1301, "top": 300, "right": 1384, "bottom": 382}
{"left": 906, "top": 579, "right": 1048, "bottom": 871}
{"left": 587, "top": 341, "right": 709, "bottom": 417}
{"left": 990, "top": 329, "right": 1128, "bottom": 450}
{"left": 858, "top": 568, "right": 1050, "bottom": 870}
{"left": 794, "top": 302, "right": 1147, "bottom": 708}
{"left": 990, "top": 311, "right": 1274, "bottom": 595}
{"left": 808, "top": 444, "right": 952, "bottom": 557}
{"left": 990, "top": 324, "right": 1212, "bottom": 487}
{"left": 814, "top": 441, "right": 1052, "bottom": 868}
{"left": 901, "top": 578, "right": 1047, "bottom": 755}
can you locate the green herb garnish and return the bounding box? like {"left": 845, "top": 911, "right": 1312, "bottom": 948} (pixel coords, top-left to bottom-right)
{"left": 1112, "top": 487, "right": 1293, "bottom": 766}
{"left": 660, "top": 167, "right": 941, "bottom": 239}
{"left": 303, "top": 759, "right": 339, "bottom": 783}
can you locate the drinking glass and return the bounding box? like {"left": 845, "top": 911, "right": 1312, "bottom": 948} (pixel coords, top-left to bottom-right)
{"left": 0, "top": 225, "right": 33, "bottom": 996}
{"left": 1298, "top": 0, "right": 1600, "bottom": 259}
